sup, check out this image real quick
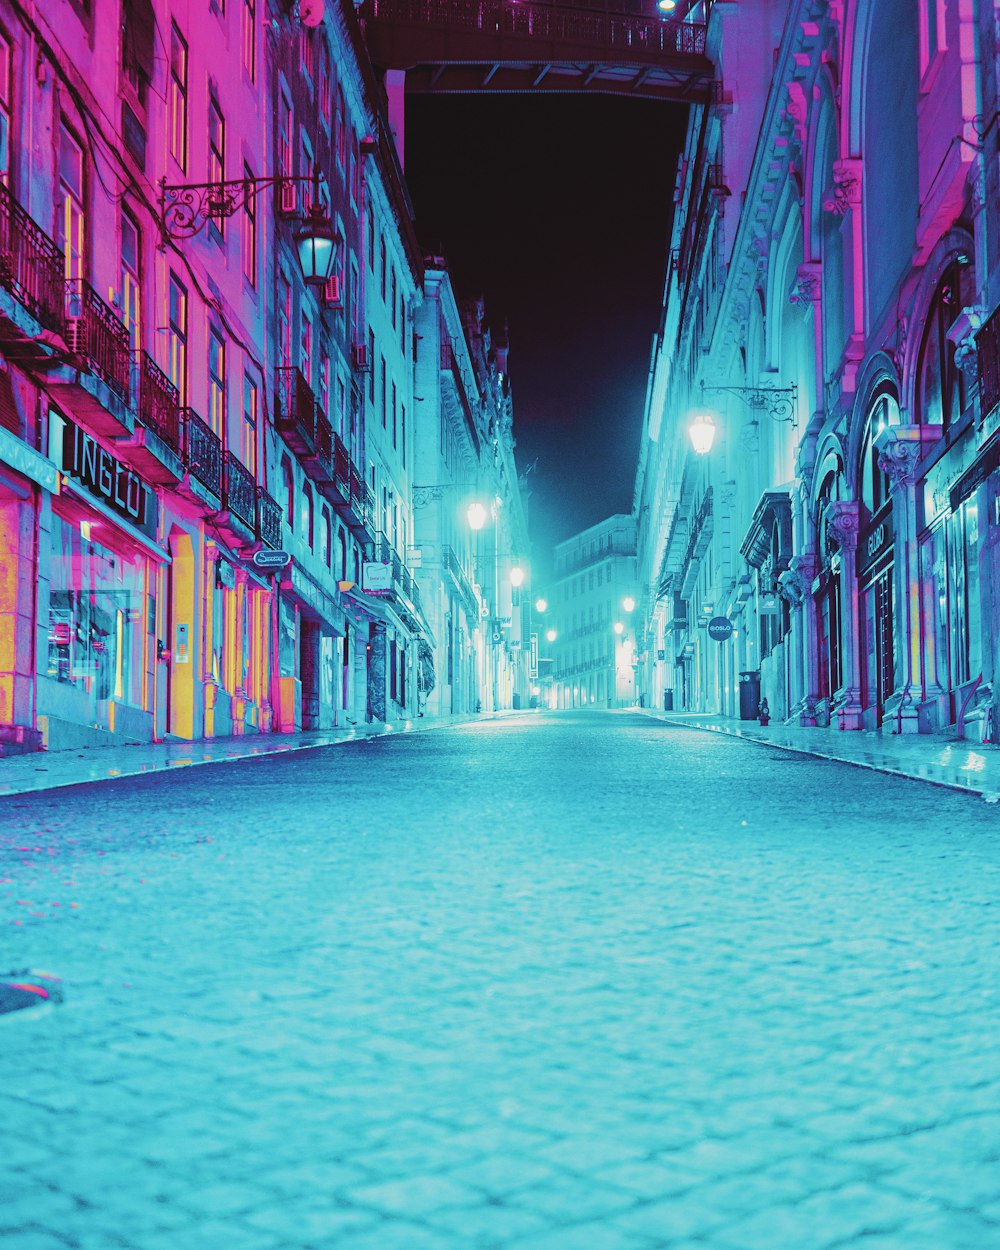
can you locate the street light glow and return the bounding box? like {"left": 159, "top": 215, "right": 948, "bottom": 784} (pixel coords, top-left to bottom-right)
{"left": 466, "top": 501, "right": 487, "bottom": 531}
{"left": 535, "top": 597, "right": 548, "bottom": 613}
{"left": 613, "top": 621, "right": 625, "bottom": 636}
{"left": 546, "top": 628, "right": 557, "bottom": 643}
{"left": 623, "top": 596, "right": 635, "bottom": 613}
{"left": 688, "top": 409, "right": 717, "bottom": 455}
{"left": 510, "top": 566, "right": 525, "bottom": 587}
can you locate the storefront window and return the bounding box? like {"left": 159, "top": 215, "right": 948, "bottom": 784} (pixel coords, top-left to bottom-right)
{"left": 46, "top": 513, "right": 148, "bottom": 717}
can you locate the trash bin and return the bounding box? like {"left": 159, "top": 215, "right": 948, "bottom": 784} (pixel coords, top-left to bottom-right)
{"left": 739, "top": 671, "right": 761, "bottom": 721}
{"left": 663, "top": 690, "right": 674, "bottom": 711}
{"left": 512, "top": 692, "right": 521, "bottom": 710}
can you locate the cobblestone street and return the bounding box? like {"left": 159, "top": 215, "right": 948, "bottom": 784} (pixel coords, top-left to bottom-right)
{"left": 2, "top": 711, "right": 1000, "bottom": 1250}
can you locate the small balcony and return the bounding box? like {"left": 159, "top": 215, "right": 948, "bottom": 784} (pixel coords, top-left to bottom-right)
{"left": 339, "top": 463, "right": 375, "bottom": 541}
{"left": 370, "top": 533, "right": 422, "bottom": 610}
{"left": 442, "top": 544, "right": 479, "bottom": 621}
{"left": 303, "top": 409, "right": 335, "bottom": 484}
{"left": 52, "top": 279, "right": 133, "bottom": 436}
{"left": 275, "top": 366, "right": 318, "bottom": 457}
{"left": 256, "top": 486, "right": 283, "bottom": 550}
{"left": 223, "top": 450, "right": 257, "bottom": 534}
{"left": 315, "top": 429, "right": 354, "bottom": 510}
{"left": 0, "top": 181, "right": 65, "bottom": 341}
{"left": 181, "top": 408, "right": 222, "bottom": 499}
{"left": 119, "top": 351, "right": 184, "bottom": 484}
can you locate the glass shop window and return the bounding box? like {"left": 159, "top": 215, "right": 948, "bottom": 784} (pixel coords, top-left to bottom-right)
{"left": 918, "top": 262, "right": 973, "bottom": 433}
{"left": 45, "top": 512, "right": 148, "bottom": 716}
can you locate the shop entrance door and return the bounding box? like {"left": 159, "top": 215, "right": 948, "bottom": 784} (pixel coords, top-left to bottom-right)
{"left": 861, "top": 565, "right": 894, "bottom": 727}
{"left": 167, "top": 531, "right": 195, "bottom": 739}
{"left": 300, "top": 619, "right": 320, "bottom": 730}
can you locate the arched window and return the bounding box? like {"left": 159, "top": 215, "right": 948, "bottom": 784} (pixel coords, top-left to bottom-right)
{"left": 917, "top": 260, "right": 973, "bottom": 431}
{"left": 320, "top": 507, "right": 332, "bottom": 569}
{"left": 858, "top": 389, "right": 898, "bottom": 523}
{"left": 282, "top": 456, "right": 294, "bottom": 533}
{"left": 300, "top": 482, "right": 314, "bottom": 549}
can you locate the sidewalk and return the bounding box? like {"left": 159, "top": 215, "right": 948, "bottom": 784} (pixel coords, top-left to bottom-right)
{"left": 0, "top": 709, "right": 532, "bottom": 799}
{"left": 633, "top": 707, "right": 1000, "bottom": 802}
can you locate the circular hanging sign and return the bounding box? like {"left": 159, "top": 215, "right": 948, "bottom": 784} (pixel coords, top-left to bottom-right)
{"left": 707, "top": 615, "right": 734, "bottom": 642}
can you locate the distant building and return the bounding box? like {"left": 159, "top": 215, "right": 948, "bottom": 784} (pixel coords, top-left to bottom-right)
{"left": 552, "top": 516, "right": 637, "bottom": 709}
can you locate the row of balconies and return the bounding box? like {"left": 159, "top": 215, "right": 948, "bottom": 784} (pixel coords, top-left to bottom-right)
{"left": 369, "top": 531, "right": 421, "bottom": 610}
{"left": 441, "top": 544, "right": 479, "bottom": 620}
{"left": 0, "top": 179, "right": 286, "bottom": 551}
{"left": 275, "top": 365, "right": 375, "bottom": 543}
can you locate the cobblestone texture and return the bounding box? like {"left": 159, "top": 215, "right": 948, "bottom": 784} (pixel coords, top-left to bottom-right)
{"left": 2, "top": 711, "right": 1000, "bottom": 1249}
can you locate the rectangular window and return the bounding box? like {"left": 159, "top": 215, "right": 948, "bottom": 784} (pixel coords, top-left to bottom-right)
{"left": 59, "top": 122, "right": 86, "bottom": 284}
{"left": 391, "top": 381, "right": 397, "bottom": 449}
{"left": 368, "top": 328, "right": 375, "bottom": 403}
{"left": 338, "top": 376, "right": 347, "bottom": 440}
{"left": 300, "top": 312, "right": 313, "bottom": 383}
{"left": 380, "top": 238, "right": 387, "bottom": 302}
{"left": 209, "top": 328, "right": 227, "bottom": 438}
{"left": 380, "top": 356, "right": 387, "bottom": 428}
{"left": 242, "top": 162, "right": 257, "bottom": 287}
{"left": 241, "top": 0, "right": 255, "bottom": 80}
{"left": 352, "top": 134, "right": 361, "bottom": 202}
{"left": 391, "top": 268, "right": 397, "bottom": 327}
{"left": 0, "top": 30, "right": 12, "bottom": 185}
{"left": 399, "top": 296, "right": 406, "bottom": 355}
{"left": 169, "top": 24, "right": 188, "bottom": 171}
{"left": 401, "top": 403, "right": 406, "bottom": 469}
{"left": 242, "top": 372, "right": 258, "bottom": 477}
{"left": 368, "top": 211, "right": 375, "bottom": 272}
{"left": 336, "top": 87, "right": 346, "bottom": 169}
{"left": 208, "top": 93, "right": 226, "bottom": 237}
{"left": 120, "top": 209, "right": 141, "bottom": 351}
{"left": 168, "top": 272, "right": 188, "bottom": 403}
{"left": 318, "top": 55, "right": 330, "bottom": 130}
{"left": 278, "top": 90, "right": 293, "bottom": 182}
{"left": 319, "top": 352, "right": 330, "bottom": 419}
{"left": 278, "top": 273, "right": 292, "bottom": 370}
{"left": 300, "top": 28, "right": 314, "bottom": 84}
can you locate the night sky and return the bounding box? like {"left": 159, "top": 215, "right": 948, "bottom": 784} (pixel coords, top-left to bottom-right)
{"left": 404, "top": 93, "right": 685, "bottom": 569}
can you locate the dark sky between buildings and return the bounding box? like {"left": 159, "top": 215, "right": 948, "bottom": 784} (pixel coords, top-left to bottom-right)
{"left": 404, "top": 93, "right": 685, "bottom": 568}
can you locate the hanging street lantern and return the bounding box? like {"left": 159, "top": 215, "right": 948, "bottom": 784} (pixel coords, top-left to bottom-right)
{"left": 295, "top": 203, "right": 343, "bottom": 286}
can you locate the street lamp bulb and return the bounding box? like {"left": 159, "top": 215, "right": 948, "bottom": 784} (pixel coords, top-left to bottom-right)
{"left": 657, "top": 0, "right": 676, "bottom": 9}
{"left": 688, "top": 409, "right": 717, "bottom": 455}
{"left": 510, "top": 566, "right": 525, "bottom": 588}
{"left": 613, "top": 621, "right": 625, "bottom": 635}
{"left": 535, "top": 597, "right": 548, "bottom": 613}
{"left": 622, "top": 596, "right": 636, "bottom": 613}
{"left": 546, "top": 629, "right": 557, "bottom": 643}
{"left": 466, "top": 501, "right": 487, "bottom": 531}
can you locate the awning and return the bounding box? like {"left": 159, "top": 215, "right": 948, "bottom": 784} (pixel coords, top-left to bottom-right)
{"left": 343, "top": 587, "right": 420, "bottom": 639}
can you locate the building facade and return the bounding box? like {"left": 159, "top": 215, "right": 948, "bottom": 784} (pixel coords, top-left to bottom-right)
{"left": 635, "top": 0, "right": 1000, "bottom": 742}
{"left": 0, "top": 0, "right": 526, "bottom": 754}
{"left": 552, "top": 515, "right": 638, "bottom": 709}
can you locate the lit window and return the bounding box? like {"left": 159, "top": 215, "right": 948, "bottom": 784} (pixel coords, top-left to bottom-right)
{"left": 242, "top": 373, "right": 258, "bottom": 478}
{"left": 0, "top": 30, "right": 11, "bottom": 185}
{"left": 168, "top": 24, "right": 188, "bottom": 171}
{"left": 168, "top": 272, "right": 188, "bottom": 402}
{"left": 209, "top": 329, "right": 227, "bottom": 438}
{"left": 241, "top": 0, "right": 255, "bottom": 80}
{"left": 242, "top": 162, "right": 257, "bottom": 287}
{"left": 58, "top": 122, "right": 85, "bottom": 285}
{"left": 120, "top": 209, "right": 141, "bottom": 351}
{"left": 208, "top": 93, "right": 226, "bottom": 238}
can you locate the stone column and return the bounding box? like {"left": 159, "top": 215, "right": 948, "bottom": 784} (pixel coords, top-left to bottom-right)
{"left": 825, "top": 500, "right": 863, "bottom": 730}
{"left": 781, "top": 552, "right": 820, "bottom": 726}
{"left": 876, "top": 425, "right": 930, "bottom": 734}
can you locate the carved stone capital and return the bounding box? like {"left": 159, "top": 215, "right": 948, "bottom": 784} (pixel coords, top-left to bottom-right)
{"left": 789, "top": 262, "right": 822, "bottom": 305}
{"left": 824, "top": 499, "right": 860, "bottom": 551}
{"left": 824, "top": 158, "right": 862, "bottom": 216}
{"left": 874, "top": 423, "right": 932, "bottom": 488}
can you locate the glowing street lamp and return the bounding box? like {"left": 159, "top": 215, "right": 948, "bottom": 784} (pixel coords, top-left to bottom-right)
{"left": 546, "top": 628, "right": 557, "bottom": 643}
{"left": 688, "top": 410, "right": 717, "bottom": 455}
{"left": 510, "top": 566, "right": 525, "bottom": 588}
{"left": 613, "top": 621, "right": 625, "bottom": 636}
{"left": 466, "top": 501, "right": 488, "bottom": 531}
{"left": 657, "top": 0, "right": 677, "bottom": 9}
{"left": 622, "top": 596, "right": 635, "bottom": 613}
{"left": 535, "top": 597, "right": 548, "bottom": 613}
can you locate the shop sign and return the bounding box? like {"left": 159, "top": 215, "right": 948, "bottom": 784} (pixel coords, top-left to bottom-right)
{"left": 949, "top": 430, "right": 1000, "bottom": 513}
{"left": 362, "top": 561, "right": 392, "bottom": 596}
{"left": 857, "top": 504, "right": 894, "bottom": 578}
{"left": 60, "top": 417, "right": 156, "bottom": 538}
{"left": 707, "top": 616, "right": 733, "bottom": 642}
{"left": 252, "top": 550, "right": 291, "bottom": 570}
{"left": 529, "top": 632, "right": 539, "bottom": 678}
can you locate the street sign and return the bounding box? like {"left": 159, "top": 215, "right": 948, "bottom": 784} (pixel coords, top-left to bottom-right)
{"left": 707, "top": 615, "right": 734, "bottom": 642}
{"left": 362, "top": 561, "right": 392, "bottom": 594}
{"left": 252, "top": 550, "right": 291, "bottom": 570}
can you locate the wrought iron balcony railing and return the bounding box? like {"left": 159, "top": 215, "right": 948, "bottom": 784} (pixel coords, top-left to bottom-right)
{"left": 65, "top": 279, "right": 131, "bottom": 402}
{"left": 275, "top": 366, "right": 318, "bottom": 457}
{"left": 181, "top": 408, "right": 222, "bottom": 497}
{"left": 0, "top": 181, "right": 65, "bottom": 332}
{"left": 442, "top": 544, "right": 479, "bottom": 619}
{"left": 223, "top": 450, "right": 257, "bottom": 531}
{"left": 257, "top": 486, "right": 283, "bottom": 550}
{"left": 134, "top": 351, "right": 181, "bottom": 452}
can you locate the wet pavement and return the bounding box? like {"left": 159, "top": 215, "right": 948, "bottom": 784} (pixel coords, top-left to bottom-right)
{"left": 2, "top": 710, "right": 999, "bottom": 1249}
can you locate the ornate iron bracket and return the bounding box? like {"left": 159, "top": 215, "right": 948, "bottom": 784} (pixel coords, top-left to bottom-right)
{"left": 700, "top": 380, "right": 797, "bottom": 425}
{"left": 159, "top": 174, "right": 324, "bottom": 239}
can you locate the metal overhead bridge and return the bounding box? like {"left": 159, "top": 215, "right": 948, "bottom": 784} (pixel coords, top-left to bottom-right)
{"left": 357, "top": 0, "right": 714, "bottom": 104}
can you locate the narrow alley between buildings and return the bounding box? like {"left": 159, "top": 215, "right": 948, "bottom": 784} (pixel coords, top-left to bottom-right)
{"left": 2, "top": 712, "right": 999, "bottom": 1250}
